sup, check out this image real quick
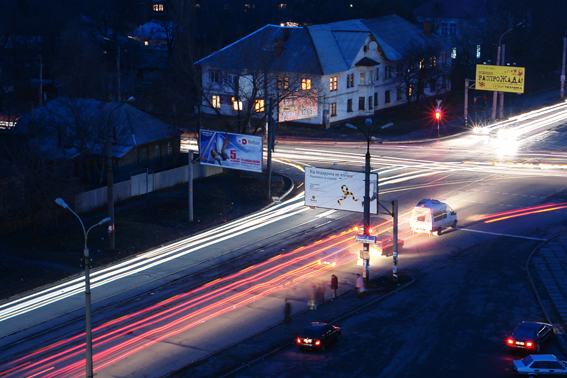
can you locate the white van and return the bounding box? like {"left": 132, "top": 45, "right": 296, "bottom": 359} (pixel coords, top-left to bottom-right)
{"left": 409, "top": 199, "right": 457, "bottom": 236}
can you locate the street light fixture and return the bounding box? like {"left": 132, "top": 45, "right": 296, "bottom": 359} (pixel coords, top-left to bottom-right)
{"left": 55, "top": 198, "right": 110, "bottom": 378}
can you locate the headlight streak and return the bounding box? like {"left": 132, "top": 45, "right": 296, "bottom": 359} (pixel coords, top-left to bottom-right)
{"left": 0, "top": 235, "right": 359, "bottom": 378}
{"left": 476, "top": 202, "right": 567, "bottom": 223}
{"left": 0, "top": 195, "right": 309, "bottom": 323}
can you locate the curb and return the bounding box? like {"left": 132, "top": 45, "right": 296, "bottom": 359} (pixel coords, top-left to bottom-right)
{"left": 526, "top": 229, "right": 567, "bottom": 356}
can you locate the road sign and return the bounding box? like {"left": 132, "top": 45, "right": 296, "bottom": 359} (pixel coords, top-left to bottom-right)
{"left": 355, "top": 234, "right": 376, "bottom": 244}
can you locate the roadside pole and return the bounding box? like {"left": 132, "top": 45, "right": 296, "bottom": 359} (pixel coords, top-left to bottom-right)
{"left": 392, "top": 200, "right": 399, "bottom": 283}
{"left": 188, "top": 150, "right": 194, "bottom": 222}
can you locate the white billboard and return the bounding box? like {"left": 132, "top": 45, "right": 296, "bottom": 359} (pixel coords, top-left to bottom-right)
{"left": 305, "top": 167, "right": 378, "bottom": 213}
{"left": 199, "top": 130, "right": 263, "bottom": 173}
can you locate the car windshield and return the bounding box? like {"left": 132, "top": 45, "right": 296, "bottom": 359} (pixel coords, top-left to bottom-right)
{"left": 300, "top": 329, "right": 322, "bottom": 338}
{"left": 514, "top": 329, "right": 535, "bottom": 339}
{"left": 520, "top": 355, "right": 533, "bottom": 366}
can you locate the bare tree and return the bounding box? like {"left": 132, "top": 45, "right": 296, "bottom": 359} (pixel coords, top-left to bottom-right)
{"left": 393, "top": 39, "right": 449, "bottom": 105}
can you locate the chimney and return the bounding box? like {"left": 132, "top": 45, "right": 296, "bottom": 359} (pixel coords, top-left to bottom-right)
{"left": 424, "top": 21, "right": 432, "bottom": 38}
{"left": 273, "top": 38, "right": 284, "bottom": 58}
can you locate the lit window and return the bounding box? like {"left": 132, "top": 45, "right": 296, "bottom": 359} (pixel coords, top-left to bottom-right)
{"left": 359, "top": 72, "right": 365, "bottom": 85}
{"left": 277, "top": 76, "right": 282, "bottom": 90}
{"left": 301, "top": 78, "right": 311, "bottom": 90}
{"left": 330, "top": 102, "right": 337, "bottom": 116}
{"left": 254, "top": 99, "right": 265, "bottom": 112}
{"left": 279, "top": 3, "right": 286, "bottom": 10}
{"left": 195, "top": 3, "right": 200, "bottom": 8}
{"left": 476, "top": 45, "right": 481, "bottom": 59}
{"left": 232, "top": 97, "right": 242, "bottom": 110}
{"left": 368, "top": 70, "right": 373, "bottom": 83}
{"left": 329, "top": 76, "right": 337, "bottom": 91}
{"left": 430, "top": 56, "right": 437, "bottom": 67}
{"left": 284, "top": 76, "right": 289, "bottom": 89}
{"left": 212, "top": 95, "right": 220, "bottom": 108}
{"left": 153, "top": 4, "right": 164, "bottom": 12}
{"left": 144, "top": 41, "right": 149, "bottom": 46}
{"left": 451, "top": 48, "right": 457, "bottom": 59}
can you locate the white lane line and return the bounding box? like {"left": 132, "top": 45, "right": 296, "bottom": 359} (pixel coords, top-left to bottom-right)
{"left": 458, "top": 228, "right": 546, "bottom": 241}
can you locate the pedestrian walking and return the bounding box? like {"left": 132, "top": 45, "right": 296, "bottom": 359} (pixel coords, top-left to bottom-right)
{"left": 284, "top": 298, "right": 291, "bottom": 324}
{"left": 355, "top": 273, "right": 364, "bottom": 297}
{"left": 331, "top": 274, "right": 338, "bottom": 300}
{"left": 308, "top": 284, "right": 317, "bottom": 310}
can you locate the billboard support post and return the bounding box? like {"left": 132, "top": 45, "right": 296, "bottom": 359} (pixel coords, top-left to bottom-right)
{"left": 267, "top": 98, "right": 274, "bottom": 200}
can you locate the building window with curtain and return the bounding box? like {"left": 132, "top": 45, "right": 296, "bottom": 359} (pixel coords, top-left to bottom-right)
{"left": 329, "top": 76, "right": 338, "bottom": 91}
{"left": 331, "top": 102, "right": 337, "bottom": 116}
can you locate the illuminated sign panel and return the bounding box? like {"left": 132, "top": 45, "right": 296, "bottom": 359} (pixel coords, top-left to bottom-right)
{"left": 199, "top": 130, "right": 263, "bottom": 173}
{"left": 475, "top": 64, "right": 525, "bottom": 93}
{"left": 278, "top": 89, "right": 318, "bottom": 122}
{"left": 305, "top": 167, "right": 378, "bottom": 214}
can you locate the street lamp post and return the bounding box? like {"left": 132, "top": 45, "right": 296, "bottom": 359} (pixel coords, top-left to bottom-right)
{"left": 492, "top": 21, "right": 524, "bottom": 120}
{"left": 55, "top": 198, "right": 110, "bottom": 378}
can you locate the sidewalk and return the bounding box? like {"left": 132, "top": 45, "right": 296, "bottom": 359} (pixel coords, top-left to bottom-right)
{"left": 529, "top": 231, "right": 567, "bottom": 355}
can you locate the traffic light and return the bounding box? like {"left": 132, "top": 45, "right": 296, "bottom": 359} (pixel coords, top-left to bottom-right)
{"left": 435, "top": 106, "right": 441, "bottom": 120}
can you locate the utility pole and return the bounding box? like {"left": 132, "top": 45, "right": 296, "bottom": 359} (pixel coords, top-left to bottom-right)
{"left": 499, "top": 44, "right": 505, "bottom": 120}
{"left": 266, "top": 97, "right": 275, "bottom": 200}
{"left": 561, "top": 31, "right": 566, "bottom": 99}
{"left": 188, "top": 151, "right": 194, "bottom": 222}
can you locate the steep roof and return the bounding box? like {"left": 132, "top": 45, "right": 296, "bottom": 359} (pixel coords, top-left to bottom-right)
{"left": 197, "top": 15, "right": 450, "bottom": 76}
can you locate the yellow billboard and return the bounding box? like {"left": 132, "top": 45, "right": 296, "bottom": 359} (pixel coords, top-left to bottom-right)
{"left": 475, "top": 64, "right": 525, "bottom": 94}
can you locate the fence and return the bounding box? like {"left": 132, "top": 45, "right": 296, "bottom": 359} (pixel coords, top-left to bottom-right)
{"left": 74, "top": 163, "right": 223, "bottom": 214}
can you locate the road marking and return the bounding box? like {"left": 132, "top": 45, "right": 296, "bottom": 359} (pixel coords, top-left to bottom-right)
{"left": 458, "top": 228, "right": 546, "bottom": 241}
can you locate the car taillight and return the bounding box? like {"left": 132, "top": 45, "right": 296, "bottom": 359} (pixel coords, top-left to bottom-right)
{"left": 315, "top": 340, "right": 321, "bottom": 346}
{"left": 526, "top": 342, "right": 533, "bottom": 347}
{"left": 296, "top": 338, "right": 302, "bottom": 344}
{"left": 507, "top": 339, "right": 514, "bottom": 345}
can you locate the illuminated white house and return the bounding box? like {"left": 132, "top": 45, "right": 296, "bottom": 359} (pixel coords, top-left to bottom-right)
{"left": 197, "top": 15, "right": 452, "bottom": 129}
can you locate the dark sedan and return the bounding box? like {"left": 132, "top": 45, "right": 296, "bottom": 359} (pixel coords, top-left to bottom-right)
{"left": 296, "top": 322, "right": 341, "bottom": 352}
{"left": 507, "top": 321, "right": 553, "bottom": 352}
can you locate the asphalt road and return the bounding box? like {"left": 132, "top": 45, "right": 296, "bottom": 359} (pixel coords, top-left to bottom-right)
{"left": 3, "top": 99, "right": 567, "bottom": 377}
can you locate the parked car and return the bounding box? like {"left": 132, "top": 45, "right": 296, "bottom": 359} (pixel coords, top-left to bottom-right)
{"left": 513, "top": 354, "right": 567, "bottom": 376}
{"left": 508, "top": 321, "right": 553, "bottom": 352}
{"left": 296, "top": 322, "right": 341, "bottom": 352}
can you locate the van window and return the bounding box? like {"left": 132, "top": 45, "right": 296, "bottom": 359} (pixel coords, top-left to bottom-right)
{"left": 434, "top": 212, "right": 443, "bottom": 222}
{"left": 417, "top": 214, "right": 426, "bottom": 222}
{"left": 442, "top": 211, "right": 447, "bottom": 219}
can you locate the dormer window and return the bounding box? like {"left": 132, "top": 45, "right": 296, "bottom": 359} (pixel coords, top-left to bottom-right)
{"left": 153, "top": 3, "right": 164, "bottom": 12}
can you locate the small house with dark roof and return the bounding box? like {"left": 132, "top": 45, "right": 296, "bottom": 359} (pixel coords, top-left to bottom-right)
{"left": 196, "top": 14, "right": 452, "bottom": 128}
{"left": 14, "top": 97, "right": 181, "bottom": 184}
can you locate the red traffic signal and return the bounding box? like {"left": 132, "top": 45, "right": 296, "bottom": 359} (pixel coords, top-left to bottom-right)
{"left": 434, "top": 106, "right": 441, "bottom": 120}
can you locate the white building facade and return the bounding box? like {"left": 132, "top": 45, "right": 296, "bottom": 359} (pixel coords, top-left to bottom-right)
{"left": 197, "top": 15, "right": 452, "bottom": 129}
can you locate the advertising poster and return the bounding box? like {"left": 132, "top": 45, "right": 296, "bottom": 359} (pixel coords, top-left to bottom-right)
{"left": 475, "top": 64, "right": 525, "bottom": 93}
{"left": 305, "top": 167, "right": 378, "bottom": 214}
{"left": 199, "top": 130, "right": 263, "bottom": 173}
{"left": 278, "top": 89, "right": 318, "bottom": 122}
